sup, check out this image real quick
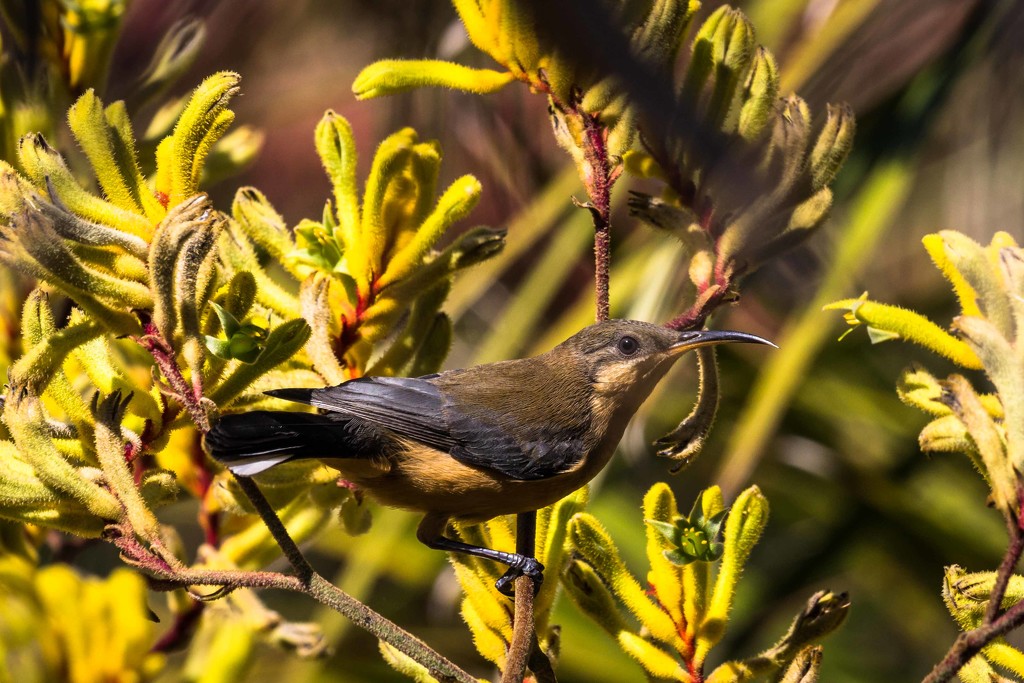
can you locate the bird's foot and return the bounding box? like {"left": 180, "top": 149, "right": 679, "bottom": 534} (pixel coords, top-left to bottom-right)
{"left": 495, "top": 556, "right": 544, "bottom": 597}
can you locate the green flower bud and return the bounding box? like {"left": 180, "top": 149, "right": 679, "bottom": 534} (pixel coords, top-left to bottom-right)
{"left": 646, "top": 489, "right": 727, "bottom": 566}
{"left": 133, "top": 18, "right": 206, "bottom": 110}
{"left": 809, "top": 103, "right": 855, "bottom": 190}
{"left": 738, "top": 47, "right": 779, "bottom": 140}
{"left": 700, "top": 486, "right": 769, "bottom": 657}
{"left": 208, "top": 318, "right": 311, "bottom": 408}
{"left": 166, "top": 71, "right": 240, "bottom": 205}
{"left": 561, "top": 558, "right": 628, "bottom": 636}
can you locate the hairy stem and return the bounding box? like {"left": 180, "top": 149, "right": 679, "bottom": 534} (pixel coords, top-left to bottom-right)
{"left": 136, "top": 321, "right": 210, "bottom": 432}
{"left": 922, "top": 499, "right": 1024, "bottom": 683}
{"left": 504, "top": 511, "right": 539, "bottom": 683}
{"left": 922, "top": 598, "right": 1024, "bottom": 683}
{"left": 233, "top": 475, "right": 315, "bottom": 580}
{"left": 580, "top": 112, "right": 613, "bottom": 323}
{"left": 593, "top": 219, "right": 610, "bottom": 323}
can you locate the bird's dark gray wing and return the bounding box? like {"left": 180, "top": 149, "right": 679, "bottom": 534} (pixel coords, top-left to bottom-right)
{"left": 267, "top": 376, "right": 586, "bottom": 481}
{"left": 266, "top": 377, "right": 455, "bottom": 452}
{"left": 443, "top": 403, "right": 587, "bottom": 480}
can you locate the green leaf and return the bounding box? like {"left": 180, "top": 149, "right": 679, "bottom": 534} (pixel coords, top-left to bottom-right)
{"left": 209, "top": 318, "right": 311, "bottom": 407}
{"left": 204, "top": 336, "right": 233, "bottom": 361}
{"left": 210, "top": 301, "right": 240, "bottom": 338}
{"left": 292, "top": 219, "right": 343, "bottom": 272}
{"left": 645, "top": 518, "right": 680, "bottom": 545}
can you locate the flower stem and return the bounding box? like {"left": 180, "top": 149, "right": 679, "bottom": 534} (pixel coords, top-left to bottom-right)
{"left": 504, "top": 511, "right": 539, "bottom": 683}
{"left": 580, "top": 112, "right": 614, "bottom": 323}
{"left": 922, "top": 498, "right": 1024, "bottom": 683}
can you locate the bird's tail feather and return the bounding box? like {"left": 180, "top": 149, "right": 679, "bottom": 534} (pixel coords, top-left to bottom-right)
{"left": 205, "top": 410, "right": 353, "bottom": 476}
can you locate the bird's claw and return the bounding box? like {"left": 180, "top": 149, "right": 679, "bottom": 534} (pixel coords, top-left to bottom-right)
{"left": 495, "top": 556, "right": 544, "bottom": 597}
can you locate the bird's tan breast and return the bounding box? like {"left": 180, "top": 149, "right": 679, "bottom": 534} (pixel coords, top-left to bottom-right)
{"left": 325, "top": 441, "right": 596, "bottom": 522}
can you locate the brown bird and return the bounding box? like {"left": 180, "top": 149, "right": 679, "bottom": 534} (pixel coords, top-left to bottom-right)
{"left": 205, "top": 319, "right": 772, "bottom": 593}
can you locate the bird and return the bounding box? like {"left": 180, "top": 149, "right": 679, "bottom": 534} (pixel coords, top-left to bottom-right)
{"left": 204, "top": 319, "right": 773, "bottom": 593}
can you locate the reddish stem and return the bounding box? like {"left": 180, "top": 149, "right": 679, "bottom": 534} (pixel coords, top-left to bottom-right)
{"left": 135, "top": 320, "right": 210, "bottom": 433}
{"left": 579, "top": 111, "right": 615, "bottom": 322}
{"left": 133, "top": 317, "right": 221, "bottom": 546}
{"left": 664, "top": 282, "right": 729, "bottom": 331}
{"left": 985, "top": 498, "right": 1024, "bottom": 624}
{"left": 923, "top": 597, "right": 1024, "bottom": 683}
{"left": 923, "top": 495, "right": 1024, "bottom": 683}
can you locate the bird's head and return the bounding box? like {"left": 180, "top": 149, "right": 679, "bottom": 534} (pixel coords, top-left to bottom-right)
{"left": 554, "top": 319, "right": 774, "bottom": 407}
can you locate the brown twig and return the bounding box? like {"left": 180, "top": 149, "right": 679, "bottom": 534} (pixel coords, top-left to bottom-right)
{"left": 503, "top": 511, "right": 552, "bottom": 683}
{"left": 135, "top": 318, "right": 210, "bottom": 432}
{"left": 579, "top": 112, "right": 615, "bottom": 323}
{"left": 233, "top": 475, "right": 315, "bottom": 581}
{"left": 504, "top": 575, "right": 536, "bottom": 683}
{"left": 922, "top": 498, "right": 1024, "bottom": 683}
{"left": 985, "top": 501, "right": 1024, "bottom": 624}
{"left": 922, "top": 599, "right": 1024, "bottom": 683}
{"left": 117, "top": 473, "right": 474, "bottom": 683}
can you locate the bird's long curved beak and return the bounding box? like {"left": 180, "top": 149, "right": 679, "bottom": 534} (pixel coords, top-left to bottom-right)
{"left": 669, "top": 329, "right": 777, "bottom": 354}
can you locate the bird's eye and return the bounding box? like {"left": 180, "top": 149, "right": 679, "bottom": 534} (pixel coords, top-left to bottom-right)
{"left": 617, "top": 335, "right": 639, "bottom": 355}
